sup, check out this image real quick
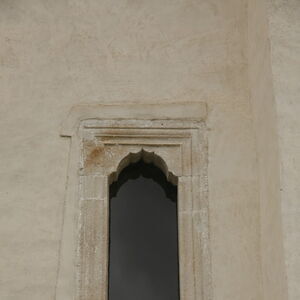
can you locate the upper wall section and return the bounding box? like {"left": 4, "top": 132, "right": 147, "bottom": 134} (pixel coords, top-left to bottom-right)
{"left": 0, "top": 0, "right": 247, "bottom": 107}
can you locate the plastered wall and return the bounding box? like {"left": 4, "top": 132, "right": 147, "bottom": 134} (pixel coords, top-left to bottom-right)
{"left": 0, "top": 0, "right": 295, "bottom": 299}
{"left": 267, "top": 0, "right": 300, "bottom": 298}
{"left": 247, "top": 0, "right": 287, "bottom": 299}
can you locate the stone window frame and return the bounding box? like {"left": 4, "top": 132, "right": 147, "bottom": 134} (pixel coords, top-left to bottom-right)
{"left": 56, "top": 103, "right": 212, "bottom": 300}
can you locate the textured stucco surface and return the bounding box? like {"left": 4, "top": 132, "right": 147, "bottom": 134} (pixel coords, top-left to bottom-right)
{"left": 268, "top": 0, "right": 300, "bottom": 299}
{"left": 247, "top": 0, "right": 287, "bottom": 299}
{"left": 0, "top": 0, "right": 296, "bottom": 299}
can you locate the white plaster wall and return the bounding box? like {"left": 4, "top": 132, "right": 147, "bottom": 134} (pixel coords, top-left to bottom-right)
{"left": 0, "top": 1, "right": 264, "bottom": 299}
{"left": 267, "top": 1, "right": 300, "bottom": 299}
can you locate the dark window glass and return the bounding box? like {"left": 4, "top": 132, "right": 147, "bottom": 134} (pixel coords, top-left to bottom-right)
{"left": 109, "top": 161, "right": 179, "bottom": 300}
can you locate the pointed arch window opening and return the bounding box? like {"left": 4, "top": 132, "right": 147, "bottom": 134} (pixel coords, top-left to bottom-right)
{"left": 108, "top": 149, "right": 178, "bottom": 187}
{"left": 108, "top": 152, "right": 180, "bottom": 300}
{"left": 109, "top": 150, "right": 178, "bottom": 200}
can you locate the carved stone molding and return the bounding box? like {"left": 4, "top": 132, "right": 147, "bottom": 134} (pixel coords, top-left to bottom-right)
{"left": 57, "top": 103, "right": 212, "bottom": 300}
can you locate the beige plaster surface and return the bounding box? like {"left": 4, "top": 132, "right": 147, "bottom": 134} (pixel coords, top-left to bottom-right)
{"left": 267, "top": 1, "right": 300, "bottom": 299}
{"left": 0, "top": 0, "right": 295, "bottom": 299}
{"left": 247, "top": 0, "right": 288, "bottom": 299}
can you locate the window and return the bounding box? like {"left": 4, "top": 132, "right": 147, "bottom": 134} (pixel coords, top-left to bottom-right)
{"left": 57, "top": 103, "right": 211, "bottom": 300}
{"left": 109, "top": 160, "right": 179, "bottom": 300}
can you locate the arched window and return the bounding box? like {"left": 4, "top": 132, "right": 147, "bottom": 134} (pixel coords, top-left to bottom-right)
{"left": 109, "top": 160, "right": 179, "bottom": 300}
{"left": 57, "top": 103, "right": 211, "bottom": 300}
